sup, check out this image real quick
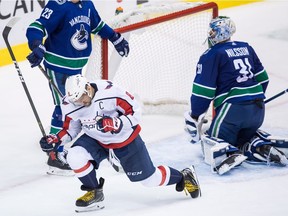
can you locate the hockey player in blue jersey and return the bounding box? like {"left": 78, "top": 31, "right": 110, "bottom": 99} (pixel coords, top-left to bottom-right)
{"left": 39, "top": 74, "right": 201, "bottom": 212}
{"left": 26, "top": 0, "right": 129, "bottom": 174}
{"left": 185, "top": 16, "right": 288, "bottom": 175}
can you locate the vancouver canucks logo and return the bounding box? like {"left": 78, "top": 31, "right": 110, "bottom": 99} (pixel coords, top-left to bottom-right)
{"left": 55, "top": 0, "right": 66, "bottom": 5}
{"left": 70, "top": 24, "right": 89, "bottom": 50}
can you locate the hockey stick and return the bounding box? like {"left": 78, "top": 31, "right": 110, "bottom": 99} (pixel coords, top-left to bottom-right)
{"left": 184, "top": 111, "right": 207, "bottom": 142}
{"left": 197, "top": 115, "right": 207, "bottom": 140}
{"left": 38, "top": 65, "right": 64, "bottom": 97}
{"left": 2, "top": 17, "right": 46, "bottom": 137}
{"left": 264, "top": 88, "right": 288, "bottom": 104}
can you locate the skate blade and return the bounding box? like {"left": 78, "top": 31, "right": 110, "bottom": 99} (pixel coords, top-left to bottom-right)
{"left": 189, "top": 165, "right": 202, "bottom": 198}
{"left": 47, "top": 166, "right": 75, "bottom": 177}
{"left": 75, "top": 202, "right": 105, "bottom": 213}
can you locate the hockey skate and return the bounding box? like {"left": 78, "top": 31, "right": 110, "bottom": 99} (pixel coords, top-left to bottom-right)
{"left": 46, "top": 151, "right": 74, "bottom": 176}
{"left": 257, "top": 145, "right": 288, "bottom": 166}
{"left": 176, "top": 166, "right": 201, "bottom": 198}
{"left": 75, "top": 178, "right": 105, "bottom": 213}
{"left": 214, "top": 154, "right": 247, "bottom": 175}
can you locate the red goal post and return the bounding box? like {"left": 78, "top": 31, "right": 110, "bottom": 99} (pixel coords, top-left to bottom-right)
{"left": 85, "top": 2, "right": 218, "bottom": 116}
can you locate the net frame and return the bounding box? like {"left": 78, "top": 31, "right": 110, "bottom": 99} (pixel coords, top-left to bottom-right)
{"left": 101, "top": 2, "right": 218, "bottom": 77}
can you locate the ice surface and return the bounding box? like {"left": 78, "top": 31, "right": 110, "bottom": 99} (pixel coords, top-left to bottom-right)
{"left": 0, "top": 1, "right": 288, "bottom": 216}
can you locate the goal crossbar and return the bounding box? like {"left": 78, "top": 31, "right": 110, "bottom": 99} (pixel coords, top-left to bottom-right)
{"left": 101, "top": 2, "right": 218, "bottom": 79}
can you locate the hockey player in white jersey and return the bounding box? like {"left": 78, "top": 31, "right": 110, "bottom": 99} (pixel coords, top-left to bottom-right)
{"left": 185, "top": 16, "right": 288, "bottom": 175}
{"left": 39, "top": 74, "right": 201, "bottom": 212}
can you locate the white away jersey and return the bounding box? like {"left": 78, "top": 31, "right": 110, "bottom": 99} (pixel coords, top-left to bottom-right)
{"left": 58, "top": 80, "right": 142, "bottom": 149}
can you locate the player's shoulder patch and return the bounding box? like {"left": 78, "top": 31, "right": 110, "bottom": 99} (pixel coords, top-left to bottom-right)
{"left": 55, "top": 0, "right": 67, "bottom": 5}
{"left": 196, "top": 63, "right": 202, "bottom": 75}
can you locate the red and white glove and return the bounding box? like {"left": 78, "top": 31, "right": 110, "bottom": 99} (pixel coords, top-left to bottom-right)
{"left": 96, "top": 116, "right": 123, "bottom": 134}
{"left": 39, "top": 134, "right": 61, "bottom": 153}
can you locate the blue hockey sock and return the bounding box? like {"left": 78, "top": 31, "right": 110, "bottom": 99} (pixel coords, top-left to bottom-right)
{"left": 79, "top": 169, "right": 99, "bottom": 190}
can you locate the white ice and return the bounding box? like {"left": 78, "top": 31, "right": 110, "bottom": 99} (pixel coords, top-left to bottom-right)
{"left": 0, "top": 1, "right": 288, "bottom": 216}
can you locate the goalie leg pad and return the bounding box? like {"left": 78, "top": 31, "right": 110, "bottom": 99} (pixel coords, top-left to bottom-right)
{"left": 256, "top": 129, "right": 288, "bottom": 157}
{"left": 242, "top": 136, "right": 288, "bottom": 166}
{"left": 201, "top": 136, "right": 246, "bottom": 175}
{"left": 241, "top": 136, "right": 270, "bottom": 163}
{"left": 215, "top": 154, "right": 247, "bottom": 175}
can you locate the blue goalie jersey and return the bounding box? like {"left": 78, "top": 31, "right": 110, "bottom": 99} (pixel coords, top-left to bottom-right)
{"left": 191, "top": 41, "right": 269, "bottom": 117}
{"left": 26, "top": 0, "right": 114, "bottom": 75}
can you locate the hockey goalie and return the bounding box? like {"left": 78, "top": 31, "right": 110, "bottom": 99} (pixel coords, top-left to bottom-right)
{"left": 185, "top": 111, "right": 288, "bottom": 175}
{"left": 184, "top": 16, "right": 288, "bottom": 175}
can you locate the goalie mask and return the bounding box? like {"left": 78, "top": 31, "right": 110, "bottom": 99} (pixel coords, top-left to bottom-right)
{"left": 65, "top": 74, "right": 90, "bottom": 104}
{"left": 208, "top": 16, "right": 236, "bottom": 46}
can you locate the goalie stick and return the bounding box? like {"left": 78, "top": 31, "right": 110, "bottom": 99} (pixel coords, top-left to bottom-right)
{"left": 265, "top": 88, "right": 288, "bottom": 104}
{"left": 2, "top": 17, "right": 46, "bottom": 137}
{"left": 196, "top": 113, "right": 208, "bottom": 155}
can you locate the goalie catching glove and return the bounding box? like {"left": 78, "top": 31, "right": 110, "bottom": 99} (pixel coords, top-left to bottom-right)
{"left": 184, "top": 111, "right": 207, "bottom": 144}
{"left": 96, "top": 116, "right": 123, "bottom": 134}
{"left": 109, "top": 32, "right": 129, "bottom": 57}
{"left": 39, "top": 134, "right": 61, "bottom": 153}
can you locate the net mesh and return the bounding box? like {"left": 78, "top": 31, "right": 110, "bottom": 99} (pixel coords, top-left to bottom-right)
{"left": 84, "top": 2, "right": 216, "bottom": 116}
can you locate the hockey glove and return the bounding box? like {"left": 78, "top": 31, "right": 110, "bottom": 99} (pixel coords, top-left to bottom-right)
{"left": 109, "top": 32, "right": 129, "bottom": 57}
{"left": 96, "top": 116, "right": 123, "bottom": 134}
{"left": 26, "top": 40, "right": 46, "bottom": 67}
{"left": 184, "top": 111, "right": 207, "bottom": 144}
{"left": 39, "top": 134, "right": 61, "bottom": 153}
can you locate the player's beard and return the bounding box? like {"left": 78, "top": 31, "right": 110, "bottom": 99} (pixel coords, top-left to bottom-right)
{"left": 83, "top": 101, "right": 91, "bottom": 107}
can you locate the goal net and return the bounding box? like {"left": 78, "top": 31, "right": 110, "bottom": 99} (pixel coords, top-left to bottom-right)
{"left": 84, "top": 1, "right": 218, "bottom": 116}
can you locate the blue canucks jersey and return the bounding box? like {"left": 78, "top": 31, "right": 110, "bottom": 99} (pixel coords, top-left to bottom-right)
{"left": 26, "top": 0, "right": 114, "bottom": 74}
{"left": 191, "top": 41, "right": 269, "bottom": 117}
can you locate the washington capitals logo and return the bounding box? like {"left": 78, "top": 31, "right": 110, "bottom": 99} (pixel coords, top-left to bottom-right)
{"left": 70, "top": 24, "right": 89, "bottom": 50}
{"left": 105, "top": 81, "right": 113, "bottom": 89}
